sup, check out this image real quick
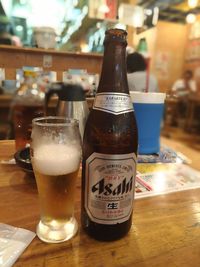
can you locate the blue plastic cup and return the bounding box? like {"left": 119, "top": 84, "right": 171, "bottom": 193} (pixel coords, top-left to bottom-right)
{"left": 130, "top": 92, "right": 166, "bottom": 155}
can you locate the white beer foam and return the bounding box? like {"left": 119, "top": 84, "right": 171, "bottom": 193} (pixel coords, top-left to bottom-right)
{"left": 33, "top": 144, "right": 80, "bottom": 176}
{"left": 130, "top": 92, "right": 166, "bottom": 104}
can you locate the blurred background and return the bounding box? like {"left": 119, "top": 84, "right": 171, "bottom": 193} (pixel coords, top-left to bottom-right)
{"left": 0, "top": 1, "right": 199, "bottom": 49}
{"left": 1, "top": 0, "right": 200, "bottom": 91}
{"left": 0, "top": 0, "right": 200, "bottom": 147}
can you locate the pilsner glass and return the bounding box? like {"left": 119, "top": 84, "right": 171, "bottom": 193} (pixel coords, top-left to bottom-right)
{"left": 31, "top": 117, "right": 82, "bottom": 243}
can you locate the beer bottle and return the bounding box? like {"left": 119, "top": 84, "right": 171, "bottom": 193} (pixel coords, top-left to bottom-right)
{"left": 81, "top": 29, "right": 138, "bottom": 241}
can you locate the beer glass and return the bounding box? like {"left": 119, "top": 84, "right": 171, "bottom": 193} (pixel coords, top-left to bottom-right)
{"left": 31, "top": 117, "right": 82, "bottom": 243}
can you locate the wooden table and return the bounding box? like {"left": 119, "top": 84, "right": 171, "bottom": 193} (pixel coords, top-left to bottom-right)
{"left": 0, "top": 140, "right": 200, "bottom": 267}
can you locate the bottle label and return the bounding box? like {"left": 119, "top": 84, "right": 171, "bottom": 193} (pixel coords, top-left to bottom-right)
{"left": 93, "top": 93, "right": 133, "bottom": 115}
{"left": 85, "top": 152, "right": 137, "bottom": 225}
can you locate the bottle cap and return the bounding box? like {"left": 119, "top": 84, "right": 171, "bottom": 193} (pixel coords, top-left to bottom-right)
{"left": 104, "top": 28, "right": 127, "bottom": 45}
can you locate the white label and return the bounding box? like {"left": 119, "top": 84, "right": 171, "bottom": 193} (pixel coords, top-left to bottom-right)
{"left": 85, "top": 152, "right": 137, "bottom": 224}
{"left": 43, "top": 55, "right": 52, "bottom": 68}
{"left": 93, "top": 92, "right": 133, "bottom": 115}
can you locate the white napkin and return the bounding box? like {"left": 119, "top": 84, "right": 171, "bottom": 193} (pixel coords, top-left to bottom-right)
{"left": 0, "top": 223, "right": 35, "bottom": 267}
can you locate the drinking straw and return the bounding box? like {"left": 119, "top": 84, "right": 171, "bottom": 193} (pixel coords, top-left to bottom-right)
{"left": 145, "top": 57, "right": 150, "bottom": 93}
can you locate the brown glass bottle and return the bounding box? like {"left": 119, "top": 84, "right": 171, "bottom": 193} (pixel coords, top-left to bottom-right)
{"left": 81, "top": 29, "right": 138, "bottom": 241}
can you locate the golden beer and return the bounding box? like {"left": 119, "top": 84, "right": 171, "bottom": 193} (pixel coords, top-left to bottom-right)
{"left": 34, "top": 169, "right": 79, "bottom": 224}
{"left": 31, "top": 117, "right": 81, "bottom": 243}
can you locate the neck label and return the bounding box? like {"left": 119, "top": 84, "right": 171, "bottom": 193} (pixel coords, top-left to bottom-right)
{"left": 93, "top": 92, "right": 133, "bottom": 115}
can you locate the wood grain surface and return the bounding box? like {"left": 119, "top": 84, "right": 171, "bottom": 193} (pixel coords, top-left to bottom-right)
{"left": 0, "top": 140, "right": 200, "bottom": 267}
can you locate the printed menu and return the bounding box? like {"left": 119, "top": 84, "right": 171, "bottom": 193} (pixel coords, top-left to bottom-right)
{"left": 135, "top": 163, "right": 200, "bottom": 199}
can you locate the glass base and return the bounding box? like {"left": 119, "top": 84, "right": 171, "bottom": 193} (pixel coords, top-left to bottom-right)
{"left": 36, "top": 217, "right": 78, "bottom": 243}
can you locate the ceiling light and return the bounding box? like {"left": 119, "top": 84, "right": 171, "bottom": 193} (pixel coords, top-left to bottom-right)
{"left": 188, "top": 0, "right": 198, "bottom": 8}
{"left": 132, "top": 6, "right": 144, "bottom": 28}
{"left": 144, "top": 9, "right": 152, "bottom": 16}
{"left": 186, "top": 13, "right": 196, "bottom": 23}
{"left": 73, "top": 0, "right": 78, "bottom": 7}
{"left": 16, "top": 25, "right": 23, "bottom": 32}
{"left": 118, "top": 4, "right": 144, "bottom": 28}
{"left": 152, "top": 7, "right": 159, "bottom": 26}
{"left": 81, "top": 44, "right": 89, "bottom": 53}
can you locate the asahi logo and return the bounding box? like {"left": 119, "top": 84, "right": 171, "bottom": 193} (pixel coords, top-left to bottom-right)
{"left": 85, "top": 152, "right": 136, "bottom": 224}
{"left": 92, "top": 176, "right": 133, "bottom": 196}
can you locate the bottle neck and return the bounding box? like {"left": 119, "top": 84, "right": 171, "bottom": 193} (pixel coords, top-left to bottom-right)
{"left": 98, "top": 43, "right": 129, "bottom": 94}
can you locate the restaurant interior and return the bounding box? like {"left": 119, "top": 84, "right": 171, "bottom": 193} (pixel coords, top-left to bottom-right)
{"left": 0, "top": 0, "right": 200, "bottom": 150}
{"left": 0, "top": 1, "right": 200, "bottom": 266}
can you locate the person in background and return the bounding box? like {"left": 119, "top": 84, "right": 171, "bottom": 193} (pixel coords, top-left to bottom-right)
{"left": 126, "top": 52, "right": 159, "bottom": 92}
{"left": 171, "top": 70, "right": 196, "bottom": 97}
{"left": 0, "top": 16, "right": 22, "bottom": 46}
{"left": 0, "top": 30, "right": 22, "bottom": 46}
{"left": 171, "top": 70, "right": 197, "bottom": 125}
